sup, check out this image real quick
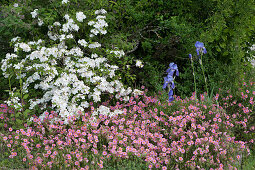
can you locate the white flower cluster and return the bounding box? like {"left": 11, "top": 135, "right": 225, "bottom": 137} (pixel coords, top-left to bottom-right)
{"left": 88, "top": 42, "right": 101, "bottom": 49}
{"left": 5, "top": 91, "right": 23, "bottom": 111}
{"left": 30, "top": 9, "right": 44, "bottom": 26}
{"left": 92, "top": 105, "right": 123, "bottom": 118}
{"left": 88, "top": 9, "right": 108, "bottom": 37}
{"left": 62, "top": 0, "right": 69, "bottom": 4}
{"left": 249, "top": 44, "right": 255, "bottom": 67}
{"left": 110, "top": 50, "right": 125, "bottom": 58}
{"left": 76, "top": 12, "right": 86, "bottom": 22}
{"left": 15, "top": 42, "right": 31, "bottom": 52}
{"left": 11, "top": 36, "right": 20, "bottom": 43}
{"left": 1, "top": 7, "right": 137, "bottom": 123}
{"left": 62, "top": 14, "right": 79, "bottom": 32}
{"left": 136, "top": 60, "right": 144, "bottom": 68}
{"left": 78, "top": 39, "right": 88, "bottom": 47}
{"left": 31, "top": 9, "right": 38, "bottom": 18}
{"left": 133, "top": 89, "right": 144, "bottom": 96}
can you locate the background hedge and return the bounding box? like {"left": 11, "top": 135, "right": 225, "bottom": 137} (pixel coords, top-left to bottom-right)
{"left": 0, "top": 0, "right": 255, "bottom": 100}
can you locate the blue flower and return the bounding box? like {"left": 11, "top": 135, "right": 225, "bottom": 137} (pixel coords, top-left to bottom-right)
{"left": 169, "top": 96, "right": 174, "bottom": 102}
{"left": 189, "top": 54, "right": 192, "bottom": 59}
{"left": 166, "top": 62, "right": 179, "bottom": 77}
{"left": 163, "top": 76, "right": 172, "bottom": 89}
{"left": 163, "top": 62, "right": 179, "bottom": 102}
{"left": 168, "top": 90, "right": 174, "bottom": 102}
{"left": 195, "top": 41, "right": 207, "bottom": 56}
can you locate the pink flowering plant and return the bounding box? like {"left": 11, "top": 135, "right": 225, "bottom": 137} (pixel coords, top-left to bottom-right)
{"left": 216, "top": 80, "right": 255, "bottom": 151}
{"left": 1, "top": 86, "right": 252, "bottom": 169}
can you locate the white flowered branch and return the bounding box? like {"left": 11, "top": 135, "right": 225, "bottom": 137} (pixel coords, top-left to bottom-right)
{"left": 1, "top": 2, "right": 144, "bottom": 124}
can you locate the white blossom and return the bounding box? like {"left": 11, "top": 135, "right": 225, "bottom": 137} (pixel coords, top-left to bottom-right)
{"left": 110, "top": 50, "right": 125, "bottom": 58}
{"left": 53, "top": 22, "right": 61, "bottom": 26}
{"left": 95, "top": 9, "right": 107, "bottom": 15}
{"left": 38, "top": 18, "right": 44, "bottom": 26}
{"left": 78, "top": 39, "right": 88, "bottom": 47}
{"left": 64, "top": 14, "right": 70, "bottom": 20}
{"left": 88, "top": 42, "right": 101, "bottom": 49}
{"left": 76, "top": 12, "right": 86, "bottom": 22}
{"left": 62, "top": 0, "right": 69, "bottom": 4}
{"left": 11, "top": 36, "right": 20, "bottom": 43}
{"left": 133, "top": 89, "right": 143, "bottom": 96}
{"left": 19, "top": 43, "right": 31, "bottom": 52}
{"left": 31, "top": 9, "right": 38, "bottom": 18}
{"left": 135, "top": 60, "right": 144, "bottom": 68}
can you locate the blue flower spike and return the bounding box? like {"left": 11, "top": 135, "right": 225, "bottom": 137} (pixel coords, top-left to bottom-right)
{"left": 163, "top": 62, "right": 179, "bottom": 102}
{"left": 195, "top": 41, "right": 207, "bottom": 56}
{"left": 189, "top": 54, "right": 192, "bottom": 59}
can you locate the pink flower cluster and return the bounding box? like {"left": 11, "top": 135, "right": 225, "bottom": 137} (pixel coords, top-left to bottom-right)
{"left": 217, "top": 80, "right": 254, "bottom": 150}
{"left": 0, "top": 84, "right": 253, "bottom": 169}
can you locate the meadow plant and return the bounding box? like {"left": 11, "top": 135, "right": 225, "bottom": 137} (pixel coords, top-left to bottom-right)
{"left": 0, "top": 88, "right": 251, "bottom": 169}
{"left": 1, "top": 2, "right": 144, "bottom": 123}
{"left": 189, "top": 41, "right": 210, "bottom": 101}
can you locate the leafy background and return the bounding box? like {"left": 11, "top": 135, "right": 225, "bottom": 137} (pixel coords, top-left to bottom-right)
{"left": 0, "top": 0, "right": 255, "bottom": 99}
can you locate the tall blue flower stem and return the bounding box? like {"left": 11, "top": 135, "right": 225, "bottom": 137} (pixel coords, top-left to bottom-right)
{"left": 199, "top": 53, "right": 209, "bottom": 96}
{"left": 194, "top": 41, "right": 209, "bottom": 99}
{"left": 189, "top": 54, "right": 198, "bottom": 101}
{"left": 163, "top": 62, "right": 179, "bottom": 102}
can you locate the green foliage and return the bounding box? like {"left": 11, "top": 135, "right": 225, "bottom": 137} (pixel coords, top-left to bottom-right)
{"left": 103, "top": 156, "right": 149, "bottom": 170}
{"left": 1, "top": 0, "right": 255, "bottom": 103}
{"left": 242, "top": 150, "right": 255, "bottom": 170}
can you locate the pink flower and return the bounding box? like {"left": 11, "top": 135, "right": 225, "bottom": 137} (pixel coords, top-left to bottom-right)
{"left": 98, "top": 163, "right": 103, "bottom": 168}
{"left": 76, "top": 153, "right": 81, "bottom": 158}
{"left": 93, "top": 149, "right": 98, "bottom": 154}
{"left": 179, "top": 157, "right": 183, "bottom": 161}
{"left": 29, "top": 155, "right": 33, "bottom": 159}
{"left": 162, "top": 166, "right": 167, "bottom": 170}
{"left": 66, "top": 154, "right": 71, "bottom": 160}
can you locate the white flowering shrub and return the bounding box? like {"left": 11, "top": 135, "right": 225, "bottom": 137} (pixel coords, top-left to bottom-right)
{"left": 1, "top": 2, "right": 143, "bottom": 124}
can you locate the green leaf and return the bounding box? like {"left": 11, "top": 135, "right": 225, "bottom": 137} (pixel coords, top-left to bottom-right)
{"left": 15, "top": 112, "right": 21, "bottom": 118}
{"left": 23, "top": 94, "right": 29, "bottom": 100}
{"left": 16, "top": 119, "right": 23, "bottom": 125}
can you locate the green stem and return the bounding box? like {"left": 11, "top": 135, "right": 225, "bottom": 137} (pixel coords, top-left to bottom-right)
{"left": 190, "top": 59, "right": 197, "bottom": 101}
{"left": 8, "top": 76, "right": 12, "bottom": 93}
{"left": 199, "top": 53, "right": 209, "bottom": 96}
{"left": 19, "top": 70, "right": 24, "bottom": 111}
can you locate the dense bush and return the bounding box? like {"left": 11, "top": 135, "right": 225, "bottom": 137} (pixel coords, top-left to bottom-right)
{"left": 1, "top": 0, "right": 254, "bottom": 98}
